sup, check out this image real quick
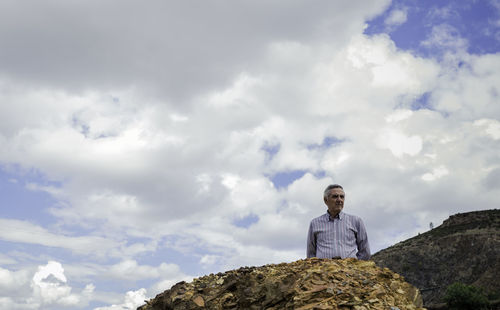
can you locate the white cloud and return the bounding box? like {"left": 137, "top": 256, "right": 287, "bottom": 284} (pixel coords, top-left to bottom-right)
{"left": 0, "top": 253, "right": 17, "bottom": 265}
{"left": 200, "top": 255, "right": 219, "bottom": 266}
{"left": 0, "top": 219, "right": 123, "bottom": 257}
{"left": 32, "top": 261, "right": 67, "bottom": 285}
{"left": 384, "top": 8, "right": 408, "bottom": 27}
{"left": 106, "top": 260, "right": 185, "bottom": 282}
{"left": 385, "top": 109, "right": 414, "bottom": 123}
{"left": 94, "top": 288, "right": 147, "bottom": 310}
{"left": 0, "top": 267, "right": 30, "bottom": 291}
{"left": 0, "top": 297, "right": 37, "bottom": 310}
{"left": 31, "top": 261, "right": 94, "bottom": 307}
{"left": 426, "top": 5, "right": 460, "bottom": 23}
{"left": 421, "top": 23, "right": 468, "bottom": 52}
{"left": 474, "top": 118, "right": 500, "bottom": 140}
{"left": 0, "top": 261, "right": 94, "bottom": 309}
{"left": 377, "top": 130, "right": 423, "bottom": 157}
{"left": 422, "top": 165, "right": 450, "bottom": 181}
{"left": 346, "top": 34, "right": 439, "bottom": 93}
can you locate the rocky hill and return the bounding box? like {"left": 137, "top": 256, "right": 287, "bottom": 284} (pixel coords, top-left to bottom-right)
{"left": 138, "top": 258, "right": 424, "bottom": 310}
{"left": 372, "top": 209, "right": 500, "bottom": 307}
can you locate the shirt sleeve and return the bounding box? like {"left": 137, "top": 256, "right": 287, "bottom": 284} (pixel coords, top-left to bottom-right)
{"left": 306, "top": 221, "right": 316, "bottom": 258}
{"left": 355, "top": 218, "right": 371, "bottom": 260}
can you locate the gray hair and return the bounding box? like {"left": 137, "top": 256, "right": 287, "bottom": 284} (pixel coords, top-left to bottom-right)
{"left": 323, "top": 184, "right": 344, "bottom": 198}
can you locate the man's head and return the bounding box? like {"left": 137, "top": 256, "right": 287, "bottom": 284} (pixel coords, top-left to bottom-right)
{"left": 323, "top": 184, "right": 345, "bottom": 216}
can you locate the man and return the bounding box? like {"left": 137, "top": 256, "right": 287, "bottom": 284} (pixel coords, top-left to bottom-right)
{"left": 306, "top": 184, "right": 371, "bottom": 260}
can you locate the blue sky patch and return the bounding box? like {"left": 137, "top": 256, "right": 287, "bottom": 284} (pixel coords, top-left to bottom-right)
{"left": 411, "top": 92, "right": 432, "bottom": 110}
{"left": 261, "top": 142, "right": 280, "bottom": 163}
{"left": 0, "top": 167, "right": 60, "bottom": 225}
{"left": 269, "top": 170, "right": 307, "bottom": 189}
{"left": 308, "top": 136, "right": 344, "bottom": 150}
{"left": 313, "top": 170, "right": 327, "bottom": 178}
{"left": 233, "top": 213, "right": 259, "bottom": 228}
{"left": 365, "top": 0, "right": 500, "bottom": 56}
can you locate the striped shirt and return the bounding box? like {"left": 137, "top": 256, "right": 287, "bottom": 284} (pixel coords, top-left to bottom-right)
{"left": 307, "top": 211, "right": 371, "bottom": 260}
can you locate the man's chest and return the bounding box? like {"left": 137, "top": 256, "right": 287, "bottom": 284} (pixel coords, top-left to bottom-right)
{"left": 315, "top": 221, "right": 357, "bottom": 242}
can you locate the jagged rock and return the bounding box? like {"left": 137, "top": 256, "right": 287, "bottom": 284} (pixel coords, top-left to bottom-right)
{"left": 138, "top": 258, "right": 425, "bottom": 310}
{"left": 372, "top": 209, "right": 500, "bottom": 307}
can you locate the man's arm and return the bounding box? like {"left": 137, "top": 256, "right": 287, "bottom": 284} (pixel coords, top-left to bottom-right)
{"left": 306, "top": 222, "right": 316, "bottom": 258}
{"left": 355, "top": 218, "right": 371, "bottom": 260}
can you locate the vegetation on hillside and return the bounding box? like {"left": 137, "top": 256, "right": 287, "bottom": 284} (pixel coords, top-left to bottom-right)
{"left": 444, "top": 282, "right": 489, "bottom": 310}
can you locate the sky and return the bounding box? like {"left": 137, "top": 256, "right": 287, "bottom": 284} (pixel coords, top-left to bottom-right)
{"left": 0, "top": 0, "right": 499, "bottom": 309}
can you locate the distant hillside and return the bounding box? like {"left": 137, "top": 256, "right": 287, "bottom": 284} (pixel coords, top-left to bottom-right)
{"left": 372, "top": 209, "right": 500, "bottom": 308}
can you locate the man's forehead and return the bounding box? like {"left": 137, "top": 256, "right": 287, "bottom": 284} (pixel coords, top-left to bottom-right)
{"left": 329, "top": 188, "right": 345, "bottom": 194}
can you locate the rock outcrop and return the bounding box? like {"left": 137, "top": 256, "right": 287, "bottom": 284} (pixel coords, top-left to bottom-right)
{"left": 138, "top": 258, "right": 424, "bottom": 310}
{"left": 372, "top": 209, "right": 500, "bottom": 307}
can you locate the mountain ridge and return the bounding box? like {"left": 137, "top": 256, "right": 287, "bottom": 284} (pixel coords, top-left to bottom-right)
{"left": 372, "top": 209, "right": 500, "bottom": 307}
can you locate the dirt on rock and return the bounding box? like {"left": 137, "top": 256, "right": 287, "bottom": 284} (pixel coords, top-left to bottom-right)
{"left": 138, "top": 258, "right": 425, "bottom": 310}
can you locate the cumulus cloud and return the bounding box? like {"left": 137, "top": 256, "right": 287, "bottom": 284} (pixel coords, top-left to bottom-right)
{"left": 0, "top": 261, "right": 94, "bottom": 309}
{"left": 94, "top": 288, "right": 147, "bottom": 310}
{"left": 0, "top": 266, "right": 30, "bottom": 293}
{"left": 32, "top": 261, "right": 77, "bottom": 306}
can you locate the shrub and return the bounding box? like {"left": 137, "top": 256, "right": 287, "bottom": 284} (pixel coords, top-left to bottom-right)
{"left": 444, "top": 282, "right": 489, "bottom": 310}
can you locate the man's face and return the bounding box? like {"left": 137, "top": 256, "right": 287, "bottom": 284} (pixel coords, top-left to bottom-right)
{"left": 324, "top": 188, "right": 345, "bottom": 216}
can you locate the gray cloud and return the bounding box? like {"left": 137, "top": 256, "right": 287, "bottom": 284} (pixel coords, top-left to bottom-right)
{"left": 0, "top": 0, "right": 388, "bottom": 102}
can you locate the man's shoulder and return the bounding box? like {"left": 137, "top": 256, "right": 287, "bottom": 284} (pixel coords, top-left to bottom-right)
{"left": 341, "top": 212, "right": 357, "bottom": 218}
{"left": 341, "top": 212, "right": 364, "bottom": 222}
{"left": 310, "top": 212, "right": 329, "bottom": 223}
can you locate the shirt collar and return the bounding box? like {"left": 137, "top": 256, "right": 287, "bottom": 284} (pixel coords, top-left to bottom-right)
{"left": 327, "top": 211, "right": 343, "bottom": 221}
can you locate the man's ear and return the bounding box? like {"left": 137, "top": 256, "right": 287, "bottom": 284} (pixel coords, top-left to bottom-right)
{"left": 323, "top": 197, "right": 327, "bottom": 203}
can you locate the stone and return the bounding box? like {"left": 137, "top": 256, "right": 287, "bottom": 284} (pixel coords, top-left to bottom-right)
{"left": 192, "top": 295, "right": 204, "bottom": 307}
